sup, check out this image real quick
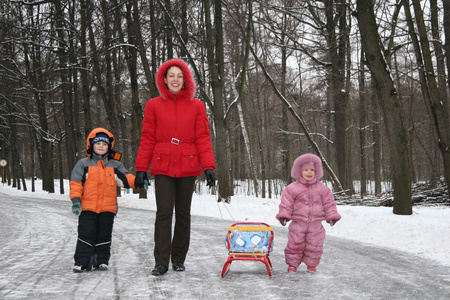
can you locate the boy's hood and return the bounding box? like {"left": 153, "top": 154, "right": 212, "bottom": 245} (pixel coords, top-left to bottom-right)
{"left": 86, "top": 128, "right": 115, "bottom": 157}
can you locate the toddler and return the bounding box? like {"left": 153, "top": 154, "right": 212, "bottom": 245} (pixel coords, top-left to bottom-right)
{"left": 276, "top": 153, "right": 341, "bottom": 272}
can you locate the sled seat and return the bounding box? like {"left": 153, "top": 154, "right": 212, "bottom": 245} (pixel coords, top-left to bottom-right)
{"left": 221, "top": 222, "right": 274, "bottom": 277}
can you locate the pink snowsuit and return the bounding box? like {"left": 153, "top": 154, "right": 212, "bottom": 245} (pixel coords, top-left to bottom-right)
{"left": 276, "top": 153, "right": 341, "bottom": 268}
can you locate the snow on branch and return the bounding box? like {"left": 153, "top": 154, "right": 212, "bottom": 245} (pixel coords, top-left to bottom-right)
{"left": 277, "top": 128, "right": 334, "bottom": 144}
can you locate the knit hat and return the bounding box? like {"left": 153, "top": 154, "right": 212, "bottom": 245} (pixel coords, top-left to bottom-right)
{"left": 92, "top": 132, "right": 110, "bottom": 146}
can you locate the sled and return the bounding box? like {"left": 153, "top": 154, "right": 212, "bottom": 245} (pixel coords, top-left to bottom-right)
{"left": 221, "top": 222, "right": 274, "bottom": 277}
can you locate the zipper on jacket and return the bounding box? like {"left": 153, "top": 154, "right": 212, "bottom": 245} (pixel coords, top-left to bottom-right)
{"left": 173, "top": 94, "right": 178, "bottom": 177}
{"left": 307, "top": 185, "right": 312, "bottom": 223}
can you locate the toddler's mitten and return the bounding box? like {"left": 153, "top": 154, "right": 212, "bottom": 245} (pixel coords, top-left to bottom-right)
{"left": 72, "top": 198, "right": 81, "bottom": 216}
{"left": 328, "top": 219, "right": 339, "bottom": 226}
{"left": 326, "top": 213, "right": 341, "bottom": 226}
{"left": 279, "top": 218, "right": 290, "bottom": 226}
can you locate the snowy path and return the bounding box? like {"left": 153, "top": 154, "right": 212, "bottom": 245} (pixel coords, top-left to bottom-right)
{"left": 0, "top": 193, "right": 449, "bottom": 300}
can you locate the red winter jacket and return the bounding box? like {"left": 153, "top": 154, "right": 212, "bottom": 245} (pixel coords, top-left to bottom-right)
{"left": 135, "top": 59, "right": 215, "bottom": 177}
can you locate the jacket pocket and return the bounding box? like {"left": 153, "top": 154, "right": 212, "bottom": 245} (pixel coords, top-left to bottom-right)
{"left": 181, "top": 149, "right": 200, "bottom": 172}
{"left": 106, "top": 168, "right": 116, "bottom": 186}
{"left": 151, "top": 148, "right": 171, "bottom": 172}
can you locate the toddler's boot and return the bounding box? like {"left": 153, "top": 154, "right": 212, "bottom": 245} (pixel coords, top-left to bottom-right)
{"left": 307, "top": 266, "right": 316, "bottom": 272}
{"left": 287, "top": 266, "right": 297, "bottom": 272}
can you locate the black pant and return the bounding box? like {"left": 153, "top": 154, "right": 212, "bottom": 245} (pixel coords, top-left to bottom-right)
{"left": 74, "top": 211, "right": 115, "bottom": 268}
{"left": 154, "top": 175, "right": 196, "bottom": 267}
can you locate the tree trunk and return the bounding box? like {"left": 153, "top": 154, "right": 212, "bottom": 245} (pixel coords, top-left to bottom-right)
{"left": 281, "top": 30, "right": 291, "bottom": 185}
{"left": 88, "top": 2, "right": 116, "bottom": 133}
{"left": 237, "top": 103, "right": 258, "bottom": 197}
{"left": 100, "top": 0, "right": 117, "bottom": 134}
{"left": 409, "top": 0, "right": 450, "bottom": 194}
{"left": 150, "top": 0, "right": 158, "bottom": 92}
{"left": 180, "top": 0, "right": 189, "bottom": 59}
{"left": 132, "top": 0, "right": 158, "bottom": 97}
{"left": 358, "top": 49, "right": 367, "bottom": 196}
{"left": 357, "top": 0, "right": 412, "bottom": 215}
{"left": 58, "top": 129, "right": 64, "bottom": 194}
{"left": 21, "top": 7, "right": 54, "bottom": 193}
{"left": 430, "top": 0, "right": 449, "bottom": 124}
{"left": 125, "top": 0, "right": 146, "bottom": 198}
{"left": 80, "top": 0, "right": 92, "bottom": 138}
{"left": 30, "top": 128, "right": 36, "bottom": 192}
{"left": 53, "top": 0, "right": 77, "bottom": 174}
{"left": 370, "top": 78, "right": 382, "bottom": 195}
{"left": 68, "top": 1, "right": 82, "bottom": 156}
{"left": 326, "top": 0, "right": 349, "bottom": 191}
{"left": 205, "top": 0, "right": 234, "bottom": 202}
{"left": 164, "top": 0, "right": 173, "bottom": 59}
{"left": 443, "top": 0, "right": 450, "bottom": 114}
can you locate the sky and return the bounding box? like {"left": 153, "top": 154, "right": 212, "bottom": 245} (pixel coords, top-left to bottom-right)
{"left": 1, "top": 179, "right": 449, "bottom": 268}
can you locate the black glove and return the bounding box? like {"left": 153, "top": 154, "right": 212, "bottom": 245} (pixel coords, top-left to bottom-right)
{"left": 205, "top": 169, "right": 216, "bottom": 188}
{"left": 135, "top": 171, "right": 149, "bottom": 189}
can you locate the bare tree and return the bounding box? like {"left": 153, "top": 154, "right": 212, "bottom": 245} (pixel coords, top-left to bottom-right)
{"left": 204, "top": 0, "right": 234, "bottom": 202}
{"left": 406, "top": 0, "right": 450, "bottom": 193}
{"left": 356, "top": 0, "right": 412, "bottom": 215}
{"left": 79, "top": 0, "right": 93, "bottom": 138}
{"left": 52, "top": 0, "right": 77, "bottom": 173}
{"left": 358, "top": 49, "right": 367, "bottom": 196}
{"left": 21, "top": 2, "right": 55, "bottom": 193}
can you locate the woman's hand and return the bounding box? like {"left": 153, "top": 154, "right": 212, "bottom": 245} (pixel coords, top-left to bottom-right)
{"left": 205, "top": 169, "right": 216, "bottom": 188}
{"left": 135, "top": 171, "right": 149, "bottom": 189}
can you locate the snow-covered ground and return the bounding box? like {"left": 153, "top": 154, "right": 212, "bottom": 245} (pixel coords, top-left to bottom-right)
{"left": 1, "top": 179, "right": 449, "bottom": 267}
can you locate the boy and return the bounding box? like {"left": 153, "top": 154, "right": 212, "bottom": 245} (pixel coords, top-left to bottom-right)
{"left": 70, "top": 128, "right": 135, "bottom": 272}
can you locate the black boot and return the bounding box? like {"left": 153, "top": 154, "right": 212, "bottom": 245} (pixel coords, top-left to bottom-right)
{"left": 172, "top": 262, "right": 185, "bottom": 271}
{"left": 151, "top": 264, "right": 168, "bottom": 276}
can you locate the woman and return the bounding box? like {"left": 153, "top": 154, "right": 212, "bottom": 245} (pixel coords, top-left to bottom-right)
{"left": 135, "top": 59, "right": 216, "bottom": 276}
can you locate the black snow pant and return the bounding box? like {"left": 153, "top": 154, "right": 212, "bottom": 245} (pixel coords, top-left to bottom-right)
{"left": 153, "top": 175, "right": 196, "bottom": 268}
{"left": 74, "top": 211, "right": 115, "bottom": 269}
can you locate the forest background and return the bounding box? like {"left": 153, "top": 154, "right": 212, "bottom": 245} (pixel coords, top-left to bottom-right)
{"left": 0, "top": 0, "right": 449, "bottom": 215}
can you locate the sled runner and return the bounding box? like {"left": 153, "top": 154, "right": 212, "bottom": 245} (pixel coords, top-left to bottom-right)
{"left": 221, "top": 222, "right": 274, "bottom": 277}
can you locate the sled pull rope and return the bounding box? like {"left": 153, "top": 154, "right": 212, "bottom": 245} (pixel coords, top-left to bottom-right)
{"left": 216, "top": 191, "right": 236, "bottom": 222}
{"left": 217, "top": 201, "right": 224, "bottom": 220}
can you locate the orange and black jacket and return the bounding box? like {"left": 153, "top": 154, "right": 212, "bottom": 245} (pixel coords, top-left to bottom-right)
{"left": 70, "top": 128, "right": 135, "bottom": 214}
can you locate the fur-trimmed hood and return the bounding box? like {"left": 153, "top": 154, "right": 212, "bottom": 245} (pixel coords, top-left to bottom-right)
{"left": 291, "top": 153, "right": 323, "bottom": 181}
{"left": 156, "top": 59, "right": 196, "bottom": 100}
